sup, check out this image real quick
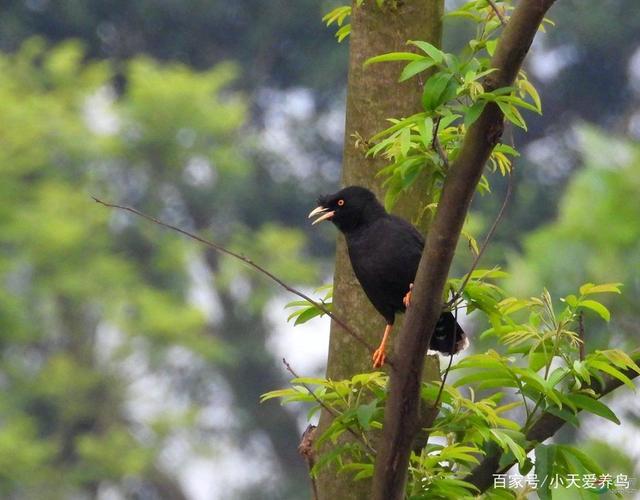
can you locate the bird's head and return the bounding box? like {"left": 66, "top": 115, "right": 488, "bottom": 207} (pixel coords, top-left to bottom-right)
{"left": 308, "top": 185, "right": 386, "bottom": 233}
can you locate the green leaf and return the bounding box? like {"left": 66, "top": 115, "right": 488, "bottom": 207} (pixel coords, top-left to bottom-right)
{"left": 547, "top": 367, "right": 570, "bottom": 389}
{"left": 493, "top": 143, "right": 520, "bottom": 156}
{"left": 545, "top": 406, "right": 580, "bottom": 427}
{"left": 559, "top": 445, "right": 605, "bottom": 475}
{"left": 260, "top": 387, "right": 309, "bottom": 403}
{"left": 519, "top": 457, "right": 535, "bottom": 476}
{"left": 476, "top": 378, "right": 520, "bottom": 391}
{"left": 496, "top": 94, "right": 541, "bottom": 114}
{"left": 573, "top": 360, "right": 591, "bottom": 384}
{"left": 535, "top": 444, "right": 556, "bottom": 500}
{"left": 445, "top": 10, "right": 483, "bottom": 22}
{"left": 566, "top": 394, "right": 620, "bottom": 424}
{"left": 407, "top": 40, "right": 444, "bottom": 63}
{"left": 322, "top": 6, "right": 351, "bottom": 26}
{"left": 599, "top": 349, "right": 640, "bottom": 375}
{"left": 451, "top": 352, "right": 510, "bottom": 370}
{"left": 440, "top": 445, "right": 482, "bottom": 465}
{"left": 453, "top": 369, "right": 514, "bottom": 387}
{"left": 486, "top": 39, "right": 498, "bottom": 56}
{"left": 588, "top": 360, "right": 636, "bottom": 389}
{"left": 336, "top": 24, "right": 351, "bottom": 42}
{"left": 491, "top": 429, "right": 526, "bottom": 466}
{"left": 529, "top": 351, "right": 551, "bottom": 372}
{"left": 364, "top": 52, "right": 423, "bottom": 67}
{"left": 399, "top": 58, "right": 436, "bottom": 82}
{"left": 417, "top": 116, "right": 434, "bottom": 147}
{"left": 354, "top": 464, "right": 374, "bottom": 480}
{"left": 422, "top": 72, "right": 458, "bottom": 111}
{"left": 399, "top": 126, "right": 411, "bottom": 157}
{"left": 468, "top": 267, "right": 509, "bottom": 280}
{"left": 579, "top": 299, "right": 611, "bottom": 321}
{"left": 497, "top": 101, "right": 527, "bottom": 129}
{"left": 369, "top": 112, "right": 424, "bottom": 142}
{"left": 464, "top": 100, "right": 486, "bottom": 128}
{"left": 518, "top": 78, "right": 542, "bottom": 112}
{"left": 292, "top": 306, "right": 324, "bottom": 325}
{"left": 564, "top": 293, "right": 579, "bottom": 307}
{"left": 579, "top": 282, "right": 623, "bottom": 296}
{"left": 356, "top": 401, "right": 377, "bottom": 430}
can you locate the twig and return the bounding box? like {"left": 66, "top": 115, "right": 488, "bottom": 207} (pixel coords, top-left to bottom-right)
{"left": 282, "top": 358, "right": 376, "bottom": 455}
{"left": 432, "top": 116, "right": 450, "bottom": 169}
{"left": 298, "top": 424, "right": 319, "bottom": 500}
{"left": 92, "top": 196, "right": 378, "bottom": 355}
{"left": 487, "top": 0, "right": 507, "bottom": 26}
{"left": 447, "top": 170, "right": 513, "bottom": 308}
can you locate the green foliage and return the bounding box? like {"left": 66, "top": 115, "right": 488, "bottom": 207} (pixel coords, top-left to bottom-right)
{"left": 0, "top": 37, "right": 324, "bottom": 498}
{"left": 285, "top": 284, "right": 333, "bottom": 325}
{"left": 360, "top": 0, "right": 542, "bottom": 210}
{"left": 262, "top": 371, "right": 386, "bottom": 470}
{"left": 266, "top": 274, "right": 634, "bottom": 498}
{"left": 0, "top": 40, "right": 216, "bottom": 496}
{"left": 322, "top": 5, "right": 353, "bottom": 42}
{"left": 260, "top": 4, "right": 640, "bottom": 498}
{"left": 323, "top": 1, "right": 394, "bottom": 42}
{"left": 506, "top": 127, "right": 640, "bottom": 353}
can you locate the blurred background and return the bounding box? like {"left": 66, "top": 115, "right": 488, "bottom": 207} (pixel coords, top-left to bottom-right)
{"left": 1, "top": 1, "right": 639, "bottom": 498}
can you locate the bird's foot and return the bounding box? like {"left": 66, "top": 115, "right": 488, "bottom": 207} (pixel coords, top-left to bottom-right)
{"left": 403, "top": 283, "right": 414, "bottom": 308}
{"left": 372, "top": 324, "right": 393, "bottom": 369}
{"left": 372, "top": 345, "right": 386, "bottom": 369}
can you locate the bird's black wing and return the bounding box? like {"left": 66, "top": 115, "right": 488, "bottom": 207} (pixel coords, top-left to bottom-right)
{"left": 346, "top": 215, "right": 424, "bottom": 323}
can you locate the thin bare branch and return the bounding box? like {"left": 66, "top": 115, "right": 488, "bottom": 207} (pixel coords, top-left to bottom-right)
{"left": 432, "top": 116, "right": 450, "bottom": 170}
{"left": 449, "top": 171, "right": 513, "bottom": 307}
{"left": 92, "top": 196, "right": 379, "bottom": 356}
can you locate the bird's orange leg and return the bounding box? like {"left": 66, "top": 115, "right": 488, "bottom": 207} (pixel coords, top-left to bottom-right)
{"left": 403, "top": 283, "right": 414, "bottom": 308}
{"left": 372, "top": 324, "right": 393, "bottom": 368}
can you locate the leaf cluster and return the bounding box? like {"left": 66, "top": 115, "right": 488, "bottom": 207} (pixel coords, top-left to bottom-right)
{"left": 266, "top": 278, "right": 636, "bottom": 498}
{"left": 359, "top": 0, "right": 542, "bottom": 209}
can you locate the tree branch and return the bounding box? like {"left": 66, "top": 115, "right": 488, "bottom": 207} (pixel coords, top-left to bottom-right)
{"left": 298, "top": 424, "right": 319, "bottom": 500}
{"left": 92, "top": 197, "right": 378, "bottom": 356}
{"left": 432, "top": 116, "right": 450, "bottom": 169}
{"left": 465, "top": 350, "right": 640, "bottom": 493}
{"left": 371, "top": 1, "right": 556, "bottom": 498}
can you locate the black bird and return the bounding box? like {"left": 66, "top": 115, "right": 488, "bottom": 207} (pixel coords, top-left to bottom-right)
{"left": 309, "top": 185, "right": 468, "bottom": 368}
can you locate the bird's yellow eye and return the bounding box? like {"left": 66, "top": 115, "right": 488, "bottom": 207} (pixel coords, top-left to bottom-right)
{"left": 337, "top": 199, "right": 345, "bottom": 206}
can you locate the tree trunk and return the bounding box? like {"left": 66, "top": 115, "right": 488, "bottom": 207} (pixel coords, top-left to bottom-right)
{"left": 316, "top": 1, "right": 443, "bottom": 499}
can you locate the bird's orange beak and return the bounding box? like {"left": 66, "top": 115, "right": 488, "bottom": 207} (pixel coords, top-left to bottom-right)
{"left": 308, "top": 206, "right": 335, "bottom": 225}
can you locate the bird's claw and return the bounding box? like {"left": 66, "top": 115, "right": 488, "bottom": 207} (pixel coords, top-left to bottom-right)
{"left": 403, "top": 283, "right": 414, "bottom": 308}
{"left": 372, "top": 346, "right": 386, "bottom": 368}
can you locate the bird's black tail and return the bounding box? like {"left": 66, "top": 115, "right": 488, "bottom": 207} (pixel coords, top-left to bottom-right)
{"left": 429, "top": 311, "right": 468, "bottom": 355}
